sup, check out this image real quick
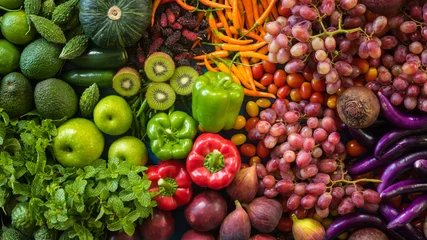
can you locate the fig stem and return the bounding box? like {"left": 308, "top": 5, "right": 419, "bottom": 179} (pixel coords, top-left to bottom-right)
{"left": 158, "top": 177, "right": 178, "bottom": 196}
{"left": 291, "top": 214, "right": 299, "bottom": 222}
{"left": 234, "top": 200, "right": 242, "bottom": 208}
{"left": 204, "top": 149, "right": 225, "bottom": 173}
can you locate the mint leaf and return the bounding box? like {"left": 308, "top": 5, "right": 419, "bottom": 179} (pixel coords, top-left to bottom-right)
{"left": 12, "top": 182, "right": 31, "bottom": 196}
{"left": 107, "top": 179, "right": 119, "bottom": 192}
{"left": 74, "top": 224, "right": 94, "bottom": 240}
{"left": 119, "top": 190, "right": 136, "bottom": 202}
{"left": 106, "top": 220, "right": 122, "bottom": 232}
{"left": 2, "top": 138, "right": 21, "bottom": 153}
{"left": 0, "top": 122, "right": 6, "bottom": 145}
{"left": 1, "top": 112, "right": 10, "bottom": 126}
{"left": 123, "top": 222, "right": 136, "bottom": 236}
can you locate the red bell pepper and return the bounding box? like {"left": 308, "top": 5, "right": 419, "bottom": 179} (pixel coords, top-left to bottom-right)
{"left": 146, "top": 160, "right": 193, "bottom": 211}
{"left": 186, "top": 133, "right": 241, "bottom": 190}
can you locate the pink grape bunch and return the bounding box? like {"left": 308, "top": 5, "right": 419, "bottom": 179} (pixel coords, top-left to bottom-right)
{"left": 265, "top": 0, "right": 427, "bottom": 111}
{"left": 250, "top": 98, "right": 381, "bottom": 217}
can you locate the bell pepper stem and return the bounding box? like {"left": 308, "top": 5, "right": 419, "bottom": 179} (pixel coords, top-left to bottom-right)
{"left": 204, "top": 149, "right": 225, "bottom": 173}
{"left": 158, "top": 178, "right": 178, "bottom": 197}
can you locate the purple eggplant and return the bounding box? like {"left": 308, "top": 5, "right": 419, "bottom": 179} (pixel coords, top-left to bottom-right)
{"left": 388, "top": 194, "right": 427, "bottom": 229}
{"left": 347, "top": 127, "right": 379, "bottom": 149}
{"left": 414, "top": 159, "right": 427, "bottom": 182}
{"left": 378, "top": 135, "right": 427, "bottom": 164}
{"left": 347, "top": 155, "right": 378, "bottom": 175}
{"left": 377, "top": 150, "right": 427, "bottom": 193}
{"left": 380, "top": 179, "right": 427, "bottom": 199}
{"left": 374, "top": 128, "right": 427, "bottom": 158}
{"left": 326, "top": 212, "right": 405, "bottom": 240}
{"left": 379, "top": 204, "right": 426, "bottom": 240}
{"left": 378, "top": 91, "right": 427, "bottom": 129}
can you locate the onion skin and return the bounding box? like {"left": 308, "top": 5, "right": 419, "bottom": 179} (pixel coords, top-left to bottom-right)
{"left": 380, "top": 179, "right": 427, "bottom": 199}
{"left": 379, "top": 204, "right": 426, "bottom": 240}
{"left": 361, "top": 0, "right": 404, "bottom": 15}
{"left": 378, "top": 91, "right": 427, "bottom": 129}
{"left": 246, "top": 197, "right": 283, "bottom": 233}
{"left": 181, "top": 229, "right": 215, "bottom": 240}
{"left": 326, "top": 212, "right": 405, "bottom": 240}
{"left": 377, "top": 150, "right": 427, "bottom": 193}
{"left": 226, "top": 164, "right": 258, "bottom": 203}
{"left": 138, "top": 208, "right": 174, "bottom": 240}
{"left": 348, "top": 228, "right": 388, "bottom": 240}
{"left": 388, "top": 194, "right": 427, "bottom": 229}
{"left": 414, "top": 159, "right": 427, "bottom": 182}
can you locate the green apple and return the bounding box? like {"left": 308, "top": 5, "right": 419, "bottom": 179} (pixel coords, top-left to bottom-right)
{"left": 52, "top": 118, "right": 105, "bottom": 168}
{"left": 108, "top": 136, "right": 148, "bottom": 166}
{"left": 93, "top": 95, "right": 133, "bottom": 135}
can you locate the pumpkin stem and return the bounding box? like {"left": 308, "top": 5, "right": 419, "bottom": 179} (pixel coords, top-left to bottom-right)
{"left": 108, "top": 6, "right": 122, "bottom": 20}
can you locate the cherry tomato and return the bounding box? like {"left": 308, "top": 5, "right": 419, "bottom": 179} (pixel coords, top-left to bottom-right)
{"left": 311, "top": 79, "right": 326, "bottom": 92}
{"left": 300, "top": 82, "right": 313, "bottom": 99}
{"left": 245, "top": 117, "right": 259, "bottom": 131}
{"left": 303, "top": 69, "right": 313, "bottom": 81}
{"left": 290, "top": 88, "right": 301, "bottom": 102}
{"left": 240, "top": 143, "right": 257, "bottom": 157}
{"left": 346, "top": 139, "right": 367, "bottom": 157}
{"left": 352, "top": 58, "right": 369, "bottom": 74}
{"left": 273, "top": 69, "right": 286, "bottom": 87}
{"left": 277, "top": 217, "right": 293, "bottom": 232}
{"left": 233, "top": 115, "right": 246, "bottom": 130}
{"left": 262, "top": 60, "right": 277, "bottom": 73}
{"left": 231, "top": 133, "right": 247, "bottom": 146}
{"left": 260, "top": 73, "right": 273, "bottom": 86}
{"left": 277, "top": 3, "right": 291, "bottom": 17}
{"left": 249, "top": 156, "right": 261, "bottom": 166}
{"left": 252, "top": 64, "right": 264, "bottom": 79}
{"left": 277, "top": 85, "right": 291, "bottom": 99}
{"left": 336, "top": 87, "right": 346, "bottom": 96}
{"left": 257, "top": 141, "right": 270, "bottom": 158}
{"left": 327, "top": 95, "right": 338, "bottom": 109}
{"left": 256, "top": 98, "right": 272, "bottom": 108}
{"left": 310, "top": 92, "right": 324, "bottom": 103}
{"left": 246, "top": 101, "right": 259, "bottom": 117}
{"left": 365, "top": 67, "right": 378, "bottom": 82}
{"left": 287, "top": 73, "right": 305, "bottom": 88}
{"left": 268, "top": 84, "right": 278, "bottom": 95}
{"left": 354, "top": 79, "right": 364, "bottom": 87}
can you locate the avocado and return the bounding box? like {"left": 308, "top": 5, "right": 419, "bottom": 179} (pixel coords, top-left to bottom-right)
{"left": 34, "top": 78, "right": 78, "bottom": 120}
{"left": 0, "top": 72, "right": 34, "bottom": 118}
{"left": 19, "top": 38, "right": 64, "bottom": 80}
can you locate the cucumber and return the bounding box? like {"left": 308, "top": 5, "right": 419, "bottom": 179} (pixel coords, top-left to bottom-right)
{"left": 70, "top": 47, "right": 128, "bottom": 69}
{"left": 61, "top": 69, "right": 115, "bottom": 88}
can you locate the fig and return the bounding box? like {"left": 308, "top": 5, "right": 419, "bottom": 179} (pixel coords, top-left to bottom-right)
{"left": 291, "top": 214, "right": 326, "bottom": 240}
{"left": 108, "top": 231, "right": 138, "bottom": 240}
{"left": 246, "top": 196, "right": 283, "bottom": 233}
{"left": 184, "top": 190, "right": 227, "bottom": 232}
{"left": 181, "top": 229, "right": 215, "bottom": 240}
{"left": 138, "top": 208, "right": 175, "bottom": 240}
{"left": 220, "top": 201, "right": 251, "bottom": 240}
{"left": 226, "top": 163, "right": 258, "bottom": 203}
{"left": 348, "top": 228, "right": 388, "bottom": 240}
{"left": 249, "top": 234, "right": 276, "bottom": 240}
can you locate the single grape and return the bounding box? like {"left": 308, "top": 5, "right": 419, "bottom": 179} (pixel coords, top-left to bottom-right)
{"left": 312, "top": 37, "right": 325, "bottom": 51}
{"left": 263, "top": 175, "right": 276, "bottom": 188}
{"left": 257, "top": 164, "right": 268, "bottom": 178}
{"left": 338, "top": 197, "right": 355, "bottom": 215}
{"left": 299, "top": 5, "right": 317, "bottom": 20}
{"left": 317, "top": 192, "right": 333, "bottom": 210}
{"left": 296, "top": 150, "right": 312, "bottom": 168}
{"left": 312, "top": 173, "right": 330, "bottom": 185}
{"left": 266, "top": 158, "right": 280, "bottom": 173}
{"left": 266, "top": 21, "right": 282, "bottom": 36}
{"left": 270, "top": 122, "right": 286, "bottom": 137}
{"left": 284, "top": 110, "right": 300, "bottom": 123}
{"left": 400, "top": 21, "right": 417, "bottom": 33}
{"left": 363, "top": 202, "right": 379, "bottom": 213}
{"left": 275, "top": 179, "right": 295, "bottom": 194}
{"left": 372, "top": 16, "right": 388, "bottom": 33}
{"left": 363, "top": 189, "right": 381, "bottom": 204}
{"left": 264, "top": 187, "right": 280, "bottom": 198}
{"left": 294, "top": 182, "right": 307, "bottom": 195}
{"left": 318, "top": 159, "right": 337, "bottom": 173}
{"left": 306, "top": 182, "right": 327, "bottom": 196}
{"left": 313, "top": 128, "right": 328, "bottom": 142}
{"left": 327, "top": 132, "right": 341, "bottom": 145}
{"left": 287, "top": 194, "right": 302, "bottom": 210}
{"left": 264, "top": 134, "right": 279, "bottom": 149}
{"left": 279, "top": 158, "right": 291, "bottom": 172}
{"left": 300, "top": 126, "right": 313, "bottom": 138}
{"left": 303, "top": 137, "right": 315, "bottom": 151}
{"left": 300, "top": 163, "right": 318, "bottom": 178}
{"left": 301, "top": 194, "right": 317, "bottom": 209}
{"left": 331, "top": 187, "right": 345, "bottom": 199}
{"left": 351, "top": 191, "right": 364, "bottom": 208}
{"left": 256, "top": 120, "right": 272, "bottom": 134}
{"left": 315, "top": 204, "right": 329, "bottom": 218}
{"left": 307, "top": 117, "right": 319, "bottom": 128}
{"left": 312, "top": 147, "right": 323, "bottom": 158}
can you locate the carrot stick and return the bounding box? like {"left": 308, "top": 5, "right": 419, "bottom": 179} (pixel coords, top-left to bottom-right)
{"left": 240, "top": 51, "right": 269, "bottom": 61}
{"left": 244, "top": 0, "right": 278, "bottom": 36}
{"left": 242, "top": 0, "right": 254, "bottom": 28}
{"left": 151, "top": 0, "right": 161, "bottom": 26}
{"left": 229, "top": 26, "right": 264, "bottom": 42}
{"left": 240, "top": 57, "right": 256, "bottom": 90}
{"left": 212, "top": 29, "right": 253, "bottom": 44}
{"left": 254, "top": 80, "right": 267, "bottom": 90}
{"left": 216, "top": 10, "right": 232, "bottom": 37}
{"left": 200, "top": 0, "right": 231, "bottom": 8}
{"left": 204, "top": 57, "right": 219, "bottom": 72}
{"left": 244, "top": 89, "right": 277, "bottom": 98}
{"left": 193, "top": 50, "right": 229, "bottom": 60}
{"left": 208, "top": 41, "right": 267, "bottom": 51}
{"left": 175, "top": 0, "right": 195, "bottom": 11}
{"left": 267, "top": 0, "right": 279, "bottom": 19}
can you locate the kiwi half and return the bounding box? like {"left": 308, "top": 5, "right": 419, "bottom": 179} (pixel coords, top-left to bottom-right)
{"left": 145, "top": 83, "right": 176, "bottom": 110}
{"left": 144, "top": 52, "right": 175, "bottom": 82}
{"left": 112, "top": 67, "right": 141, "bottom": 97}
{"left": 169, "top": 66, "right": 199, "bottom": 96}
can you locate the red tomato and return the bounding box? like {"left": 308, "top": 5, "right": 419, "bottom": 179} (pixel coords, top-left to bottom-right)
{"left": 310, "top": 92, "right": 324, "bottom": 103}
{"left": 260, "top": 73, "right": 273, "bottom": 86}
{"left": 268, "top": 84, "right": 278, "bottom": 95}
{"left": 300, "top": 82, "right": 313, "bottom": 99}
{"left": 273, "top": 69, "right": 286, "bottom": 87}
{"left": 252, "top": 64, "right": 264, "bottom": 79}
{"left": 262, "top": 60, "right": 277, "bottom": 73}
{"left": 277, "top": 85, "right": 291, "bottom": 99}
{"left": 240, "top": 143, "right": 257, "bottom": 157}
{"left": 257, "top": 141, "right": 270, "bottom": 159}
{"left": 287, "top": 73, "right": 305, "bottom": 88}
{"left": 311, "top": 79, "right": 326, "bottom": 92}
{"left": 245, "top": 117, "right": 259, "bottom": 131}
{"left": 346, "top": 140, "right": 367, "bottom": 157}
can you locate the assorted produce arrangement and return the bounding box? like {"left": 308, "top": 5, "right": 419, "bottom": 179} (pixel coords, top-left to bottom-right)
{"left": 1, "top": 0, "right": 427, "bottom": 239}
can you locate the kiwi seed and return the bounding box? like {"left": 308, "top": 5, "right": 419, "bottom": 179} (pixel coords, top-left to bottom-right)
{"left": 144, "top": 52, "right": 175, "bottom": 82}
{"left": 145, "top": 83, "right": 176, "bottom": 110}
{"left": 169, "top": 66, "right": 199, "bottom": 96}
{"left": 112, "top": 67, "right": 141, "bottom": 97}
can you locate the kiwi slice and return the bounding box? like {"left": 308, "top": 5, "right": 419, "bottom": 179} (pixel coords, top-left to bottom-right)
{"left": 145, "top": 83, "right": 176, "bottom": 110}
{"left": 144, "top": 52, "right": 175, "bottom": 82}
{"left": 112, "top": 67, "right": 141, "bottom": 97}
{"left": 169, "top": 66, "right": 199, "bottom": 96}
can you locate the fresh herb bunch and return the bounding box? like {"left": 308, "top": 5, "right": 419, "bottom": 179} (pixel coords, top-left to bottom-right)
{"left": 0, "top": 110, "right": 157, "bottom": 239}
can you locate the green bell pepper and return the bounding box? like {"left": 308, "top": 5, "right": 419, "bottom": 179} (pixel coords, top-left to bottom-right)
{"left": 192, "top": 71, "right": 244, "bottom": 133}
{"left": 147, "top": 110, "right": 197, "bottom": 161}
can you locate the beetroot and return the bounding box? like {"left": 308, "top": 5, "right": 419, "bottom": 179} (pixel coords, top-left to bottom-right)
{"left": 348, "top": 228, "right": 388, "bottom": 240}
{"left": 246, "top": 197, "right": 283, "bottom": 233}
{"left": 138, "top": 208, "right": 175, "bottom": 240}
{"left": 361, "top": 0, "right": 404, "bottom": 15}
{"left": 181, "top": 229, "right": 215, "bottom": 240}
{"left": 184, "top": 191, "right": 227, "bottom": 232}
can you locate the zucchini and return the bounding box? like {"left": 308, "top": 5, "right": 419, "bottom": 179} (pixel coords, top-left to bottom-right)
{"left": 61, "top": 69, "right": 115, "bottom": 88}
{"left": 70, "top": 47, "right": 128, "bottom": 69}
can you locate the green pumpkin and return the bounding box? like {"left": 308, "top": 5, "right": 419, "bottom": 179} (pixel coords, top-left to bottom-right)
{"left": 79, "top": 0, "right": 152, "bottom": 49}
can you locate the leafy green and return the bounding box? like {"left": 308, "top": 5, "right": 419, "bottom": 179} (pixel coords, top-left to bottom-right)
{"left": 0, "top": 110, "right": 156, "bottom": 238}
